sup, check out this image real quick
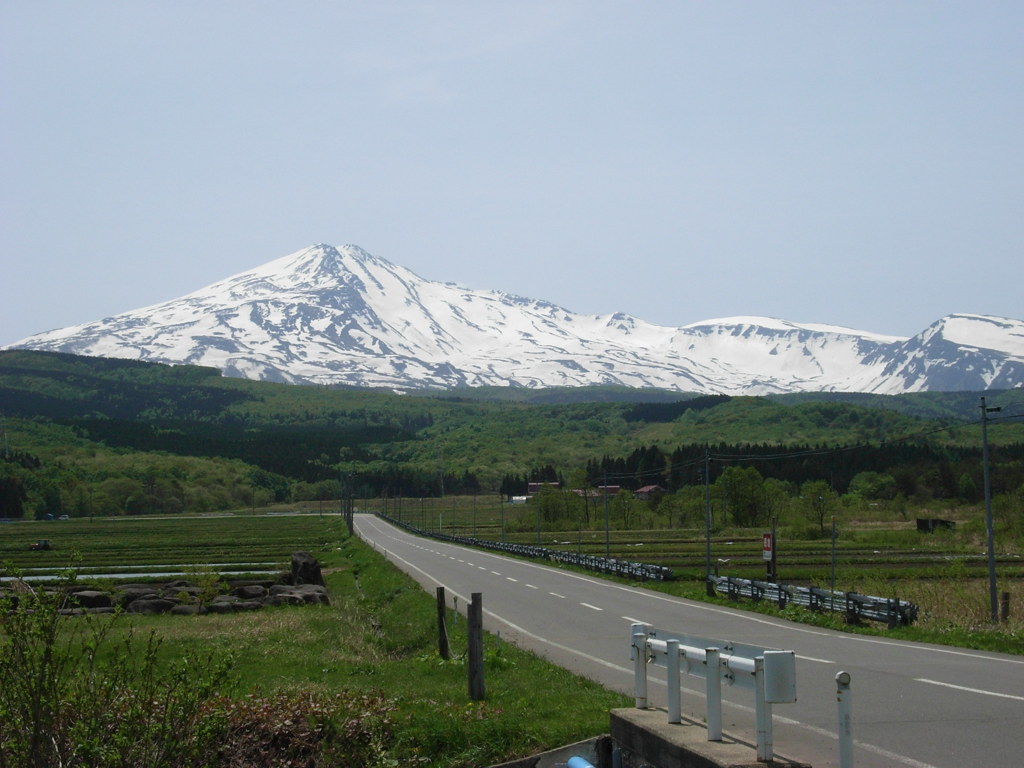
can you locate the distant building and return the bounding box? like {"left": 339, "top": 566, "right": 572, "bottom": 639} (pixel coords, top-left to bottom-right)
{"left": 635, "top": 485, "right": 665, "bottom": 500}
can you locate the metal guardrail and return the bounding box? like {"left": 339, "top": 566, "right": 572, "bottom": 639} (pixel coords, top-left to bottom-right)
{"left": 708, "top": 574, "right": 919, "bottom": 627}
{"left": 631, "top": 622, "right": 797, "bottom": 762}
{"left": 376, "top": 514, "right": 674, "bottom": 582}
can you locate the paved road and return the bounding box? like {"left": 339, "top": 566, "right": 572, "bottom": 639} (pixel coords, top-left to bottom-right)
{"left": 355, "top": 514, "right": 1024, "bottom": 768}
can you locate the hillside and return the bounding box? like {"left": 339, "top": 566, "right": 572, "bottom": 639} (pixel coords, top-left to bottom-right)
{"left": 2, "top": 350, "right": 1022, "bottom": 521}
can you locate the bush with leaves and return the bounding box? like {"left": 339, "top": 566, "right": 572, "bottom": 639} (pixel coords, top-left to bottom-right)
{"left": 0, "top": 567, "right": 233, "bottom": 768}
{"left": 1, "top": 567, "right": 400, "bottom": 768}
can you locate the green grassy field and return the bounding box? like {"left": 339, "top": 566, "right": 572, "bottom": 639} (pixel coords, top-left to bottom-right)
{"left": 361, "top": 495, "right": 1024, "bottom": 651}
{"left": 2, "top": 506, "right": 1020, "bottom": 767}
{"left": 1, "top": 513, "right": 629, "bottom": 767}
{"left": 6, "top": 505, "right": 1021, "bottom": 640}
{"left": 2, "top": 513, "right": 339, "bottom": 576}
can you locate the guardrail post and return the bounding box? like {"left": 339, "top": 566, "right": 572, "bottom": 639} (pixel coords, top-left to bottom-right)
{"left": 836, "top": 671, "right": 853, "bottom": 768}
{"left": 630, "top": 623, "right": 648, "bottom": 708}
{"left": 705, "top": 647, "right": 722, "bottom": 741}
{"left": 666, "top": 639, "right": 681, "bottom": 723}
{"left": 887, "top": 599, "right": 898, "bottom": 629}
{"left": 754, "top": 656, "right": 774, "bottom": 761}
{"left": 436, "top": 586, "right": 450, "bottom": 660}
{"left": 468, "top": 592, "right": 485, "bottom": 700}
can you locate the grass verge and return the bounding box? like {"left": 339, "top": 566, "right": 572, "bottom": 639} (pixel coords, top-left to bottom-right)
{"left": 3, "top": 528, "right": 628, "bottom": 767}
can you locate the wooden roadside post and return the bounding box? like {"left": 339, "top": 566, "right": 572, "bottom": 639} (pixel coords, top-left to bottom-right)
{"left": 436, "top": 587, "right": 450, "bottom": 660}
{"left": 468, "top": 592, "right": 485, "bottom": 700}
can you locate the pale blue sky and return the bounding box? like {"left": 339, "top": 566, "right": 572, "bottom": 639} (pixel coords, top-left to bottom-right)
{"left": 2, "top": 1, "right": 1021, "bottom": 346}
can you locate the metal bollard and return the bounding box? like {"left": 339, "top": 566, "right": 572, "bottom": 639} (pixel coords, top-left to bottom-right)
{"left": 630, "top": 623, "right": 649, "bottom": 709}
{"left": 836, "top": 671, "right": 853, "bottom": 768}
{"left": 666, "top": 639, "right": 681, "bottom": 723}
{"left": 705, "top": 647, "right": 722, "bottom": 741}
{"left": 754, "top": 656, "right": 774, "bottom": 761}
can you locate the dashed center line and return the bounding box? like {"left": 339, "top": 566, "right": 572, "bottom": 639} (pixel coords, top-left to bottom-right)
{"left": 550, "top": 592, "right": 566, "bottom": 599}
{"left": 580, "top": 602, "right": 604, "bottom": 611}
{"left": 507, "top": 577, "right": 519, "bottom": 583}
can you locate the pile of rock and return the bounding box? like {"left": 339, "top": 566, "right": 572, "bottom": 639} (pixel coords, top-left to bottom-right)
{"left": 4, "top": 552, "right": 330, "bottom": 617}
{"left": 60, "top": 580, "right": 330, "bottom": 616}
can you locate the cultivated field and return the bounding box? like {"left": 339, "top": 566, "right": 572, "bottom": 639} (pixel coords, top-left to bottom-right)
{"left": 5, "top": 500, "right": 1021, "bottom": 643}
{"left": 1, "top": 512, "right": 629, "bottom": 767}
{"left": 358, "top": 495, "right": 1024, "bottom": 644}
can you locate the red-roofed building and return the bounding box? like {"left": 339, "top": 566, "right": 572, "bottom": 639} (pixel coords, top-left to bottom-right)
{"left": 635, "top": 485, "right": 665, "bottom": 500}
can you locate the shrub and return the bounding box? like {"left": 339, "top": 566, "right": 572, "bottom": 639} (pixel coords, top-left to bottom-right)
{"left": 0, "top": 567, "right": 399, "bottom": 768}
{"left": 0, "top": 568, "right": 232, "bottom": 768}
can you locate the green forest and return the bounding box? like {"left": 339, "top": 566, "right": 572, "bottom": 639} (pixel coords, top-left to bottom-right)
{"left": 2, "top": 350, "right": 1022, "bottom": 540}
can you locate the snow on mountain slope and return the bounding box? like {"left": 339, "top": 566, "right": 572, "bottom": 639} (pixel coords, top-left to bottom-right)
{"left": 8, "top": 244, "right": 1024, "bottom": 394}
{"left": 860, "top": 314, "right": 1024, "bottom": 394}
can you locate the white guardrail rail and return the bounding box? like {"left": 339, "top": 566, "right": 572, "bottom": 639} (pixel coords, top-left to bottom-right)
{"left": 630, "top": 623, "right": 798, "bottom": 763}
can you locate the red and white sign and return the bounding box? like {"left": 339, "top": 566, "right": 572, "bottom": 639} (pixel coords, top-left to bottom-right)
{"left": 762, "top": 532, "right": 774, "bottom": 561}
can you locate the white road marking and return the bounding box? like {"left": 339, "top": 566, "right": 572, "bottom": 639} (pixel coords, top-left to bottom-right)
{"left": 836, "top": 633, "right": 1024, "bottom": 665}
{"left": 915, "top": 678, "right": 1024, "bottom": 701}
{"left": 580, "top": 602, "right": 603, "bottom": 611}
{"left": 354, "top": 517, "right": 946, "bottom": 768}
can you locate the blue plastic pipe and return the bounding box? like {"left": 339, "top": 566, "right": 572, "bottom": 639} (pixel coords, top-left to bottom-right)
{"left": 567, "top": 757, "right": 595, "bottom": 768}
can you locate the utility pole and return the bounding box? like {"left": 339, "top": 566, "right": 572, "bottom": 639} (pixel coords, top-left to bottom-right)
{"left": 704, "top": 448, "right": 713, "bottom": 596}
{"left": 981, "top": 397, "right": 1001, "bottom": 622}
{"left": 603, "top": 471, "right": 610, "bottom": 558}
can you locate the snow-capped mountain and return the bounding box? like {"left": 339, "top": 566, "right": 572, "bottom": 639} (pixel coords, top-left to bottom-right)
{"left": 8, "top": 244, "right": 1024, "bottom": 394}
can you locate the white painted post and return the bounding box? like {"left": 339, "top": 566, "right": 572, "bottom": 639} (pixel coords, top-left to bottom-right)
{"left": 836, "top": 671, "right": 853, "bottom": 768}
{"left": 754, "top": 656, "right": 774, "bottom": 761}
{"left": 666, "top": 639, "right": 681, "bottom": 723}
{"left": 630, "top": 623, "right": 648, "bottom": 708}
{"left": 705, "top": 647, "right": 722, "bottom": 741}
